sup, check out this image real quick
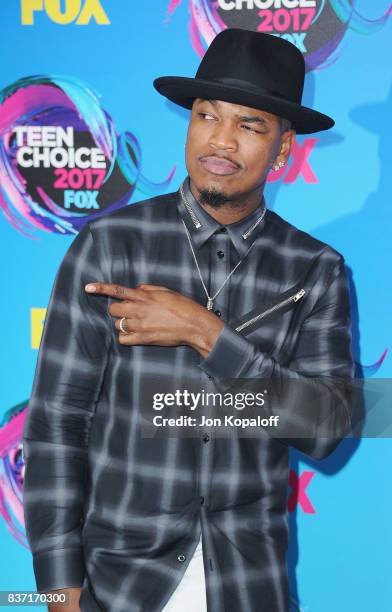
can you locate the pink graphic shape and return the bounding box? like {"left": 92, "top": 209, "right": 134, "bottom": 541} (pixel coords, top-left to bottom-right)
{"left": 267, "top": 138, "right": 317, "bottom": 184}
{"left": 285, "top": 138, "right": 318, "bottom": 183}
{"left": 168, "top": 0, "right": 183, "bottom": 15}
{"left": 288, "top": 469, "right": 316, "bottom": 514}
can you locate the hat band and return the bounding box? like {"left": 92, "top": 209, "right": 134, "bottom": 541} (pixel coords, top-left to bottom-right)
{"left": 205, "top": 76, "right": 296, "bottom": 104}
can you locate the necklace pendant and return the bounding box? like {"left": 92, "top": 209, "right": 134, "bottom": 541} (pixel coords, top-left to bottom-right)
{"left": 206, "top": 298, "right": 214, "bottom": 310}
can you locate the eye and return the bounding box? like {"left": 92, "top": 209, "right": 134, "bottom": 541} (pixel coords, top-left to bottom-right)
{"left": 241, "top": 124, "right": 263, "bottom": 134}
{"left": 198, "top": 112, "right": 215, "bottom": 120}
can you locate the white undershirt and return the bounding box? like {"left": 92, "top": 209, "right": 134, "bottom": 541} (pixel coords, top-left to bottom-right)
{"left": 162, "top": 535, "right": 207, "bottom": 611}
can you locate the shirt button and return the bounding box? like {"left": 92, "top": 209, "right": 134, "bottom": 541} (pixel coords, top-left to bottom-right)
{"left": 202, "top": 433, "right": 210, "bottom": 443}
{"left": 200, "top": 496, "right": 205, "bottom": 506}
{"left": 177, "top": 554, "right": 186, "bottom": 562}
{"left": 219, "top": 227, "right": 227, "bottom": 233}
{"left": 217, "top": 250, "right": 225, "bottom": 259}
{"left": 214, "top": 310, "right": 221, "bottom": 317}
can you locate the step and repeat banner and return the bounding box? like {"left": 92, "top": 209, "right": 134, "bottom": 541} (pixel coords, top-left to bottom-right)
{"left": 0, "top": 2, "right": 391, "bottom": 611}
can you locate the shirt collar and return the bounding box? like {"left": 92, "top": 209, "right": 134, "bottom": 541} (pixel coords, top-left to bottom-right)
{"left": 176, "top": 175, "right": 267, "bottom": 257}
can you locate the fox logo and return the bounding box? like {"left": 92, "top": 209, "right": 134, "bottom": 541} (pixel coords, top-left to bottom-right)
{"left": 21, "top": 0, "right": 110, "bottom": 26}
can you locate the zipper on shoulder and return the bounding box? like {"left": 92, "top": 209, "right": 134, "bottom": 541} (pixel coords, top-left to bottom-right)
{"left": 235, "top": 288, "right": 306, "bottom": 333}
{"left": 180, "top": 183, "right": 202, "bottom": 229}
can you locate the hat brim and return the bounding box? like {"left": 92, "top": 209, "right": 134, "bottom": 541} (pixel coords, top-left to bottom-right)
{"left": 153, "top": 76, "right": 334, "bottom": 135}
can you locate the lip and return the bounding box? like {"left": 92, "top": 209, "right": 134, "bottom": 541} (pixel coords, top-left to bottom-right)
{"left": 199, "top": 156, "right": 240, "bottom": 176}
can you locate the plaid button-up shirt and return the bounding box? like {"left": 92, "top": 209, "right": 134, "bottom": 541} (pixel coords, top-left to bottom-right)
{"left": 23, "top": 176, "right": 354, "bottom": 612}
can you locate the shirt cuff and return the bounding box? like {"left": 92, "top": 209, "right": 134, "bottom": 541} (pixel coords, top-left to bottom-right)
{"left": 33, "top": 548, "right": 85, "bottom": 592}
{"left": 198, "top": 322, "right": 261, "bottom": 379}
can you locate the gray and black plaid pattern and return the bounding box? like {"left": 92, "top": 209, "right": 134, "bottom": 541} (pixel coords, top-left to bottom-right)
{"left": 22, "top": 176, "right": 354, "bottom": 611}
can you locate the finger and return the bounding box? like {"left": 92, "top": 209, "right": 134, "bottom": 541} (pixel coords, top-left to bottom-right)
{"left": 118, "top": 331, "right": 154, "bottom": 345}
{"left": 85, "top": 282, "right": 144, "bottom": 300}
{"left": 114, "top": 318, "right": 139, "bottom": 333}
{"left": 137, "top": 284, "right": 171, "bottom": 292}
{"left": 109, "top": 301, "right": 141, "bottom": 318}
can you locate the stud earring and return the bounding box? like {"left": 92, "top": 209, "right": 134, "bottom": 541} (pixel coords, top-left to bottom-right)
{"left": 273, "top": 160, "right": 285, "bottom": 172}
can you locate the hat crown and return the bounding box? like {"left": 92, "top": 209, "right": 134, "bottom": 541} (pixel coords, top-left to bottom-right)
{"left": 195, "top": 29, "right": 305, "bottom": 105}
{"left": 153, "top": 27, "right": 334, "bottom": 134}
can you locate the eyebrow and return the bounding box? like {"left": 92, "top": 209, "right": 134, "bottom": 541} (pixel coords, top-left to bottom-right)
{"left": 199, "top": 99, "right": 269, "bottom": 126}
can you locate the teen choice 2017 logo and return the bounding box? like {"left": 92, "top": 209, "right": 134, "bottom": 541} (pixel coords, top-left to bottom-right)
{"left": 167, "top": 0, "right": 391, "bottom": 71}
{"left": 0, "top": 76, "right": 176, "bottom": 238}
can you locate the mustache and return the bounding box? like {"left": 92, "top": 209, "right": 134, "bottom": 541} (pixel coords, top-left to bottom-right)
{"left": 198, "top": 153, "right": 242, "bottom": 169}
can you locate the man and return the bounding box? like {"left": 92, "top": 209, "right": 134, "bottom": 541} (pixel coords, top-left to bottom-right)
{"left": 22, "top": 29, "right": 355, "bottom": 612}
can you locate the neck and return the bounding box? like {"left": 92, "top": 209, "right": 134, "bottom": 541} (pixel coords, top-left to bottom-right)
{"left": 189, "top": 178, "right": 265, "bottom": 225}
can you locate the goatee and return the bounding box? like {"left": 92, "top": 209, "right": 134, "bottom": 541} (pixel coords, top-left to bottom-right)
{"left": 199, "top": 187, "right": 230, "bottom": 209}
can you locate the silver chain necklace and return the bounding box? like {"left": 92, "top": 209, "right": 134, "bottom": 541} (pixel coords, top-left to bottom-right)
{"left": 181, "top": 217, "right": 256, "bottom": 310}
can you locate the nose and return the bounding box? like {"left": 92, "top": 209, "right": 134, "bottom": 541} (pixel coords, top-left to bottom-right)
{"left": 208, "top": 119, "right": 238, "bottom": 152}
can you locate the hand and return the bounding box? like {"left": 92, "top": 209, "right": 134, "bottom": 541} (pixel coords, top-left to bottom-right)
{"left": 47, "top": 587, "right": 82, "bottom": 611}
{"left": 85, "top": 282, "right": 224, "bottom": 358}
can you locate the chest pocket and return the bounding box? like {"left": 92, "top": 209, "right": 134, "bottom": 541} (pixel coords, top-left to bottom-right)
{"left": 230, "top": 282, "right": 306, "bottom": 338}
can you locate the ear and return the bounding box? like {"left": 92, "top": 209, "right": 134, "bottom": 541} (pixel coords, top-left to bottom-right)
{"left": 278, "top": 128, "right": 296, "bottom": 165}
{"left": 270, "top": 128, "right": 296, "bottom": 171}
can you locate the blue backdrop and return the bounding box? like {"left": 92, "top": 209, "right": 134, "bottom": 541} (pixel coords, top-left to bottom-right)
{"left": 0, "top": 2, "right": 391, "bottom": 610}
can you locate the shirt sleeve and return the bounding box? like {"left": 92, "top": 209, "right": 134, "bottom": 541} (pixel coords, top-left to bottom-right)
{"left": 198, "top": 256, "right": 355, "bottom": 460}
{"left": 22, "top": 223, "right": 112, "bottom": 592}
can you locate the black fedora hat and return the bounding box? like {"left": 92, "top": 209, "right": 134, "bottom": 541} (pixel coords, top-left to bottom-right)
{"left": 153, "top": 28, "right": 334, "bottom": 135}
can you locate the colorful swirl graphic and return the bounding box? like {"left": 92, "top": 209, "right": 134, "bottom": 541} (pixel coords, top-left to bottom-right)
{"left": 0, "top": 76, "right": 176, "bottom": 239}
{"left": 356, "top": 348, "right": 389, "bottom": 378}
{"left": 330, "top": 0, "right": 391, "bottom": 34}
{"left": 167, "top": 1, "right": 391, "bottom": 71}
{"left": 0, "top": 403, "right": 27, "bottom": 547}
